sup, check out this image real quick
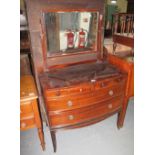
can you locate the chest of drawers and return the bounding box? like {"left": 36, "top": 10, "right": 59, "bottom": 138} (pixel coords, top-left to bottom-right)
{"left": 40, "top": 62, "right": 127, "bottom": 151}
{"left": 25, "top": 0, "right": 129, "bottom": 152}
{"left": 20, "top": 75, "right": 45, "bottom": 150}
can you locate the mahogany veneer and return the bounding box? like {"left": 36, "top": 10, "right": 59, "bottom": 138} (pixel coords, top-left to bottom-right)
{"left": 25, "top": 0, "right": 129, "bottom": 152}
{"left": 40, "top": 62, "right": 127, "bottom": 151}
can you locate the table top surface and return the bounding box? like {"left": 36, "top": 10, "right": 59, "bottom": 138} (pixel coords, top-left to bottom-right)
{"left": 20, "top": 75, "right": 38, "bottom": 102}
{"left": 40, "top": 61, "right": 123, "bottom": 89}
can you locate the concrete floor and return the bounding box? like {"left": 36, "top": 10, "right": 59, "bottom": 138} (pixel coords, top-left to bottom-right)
{"left": 20, "top": 99, "right": 134, "bottom": 155}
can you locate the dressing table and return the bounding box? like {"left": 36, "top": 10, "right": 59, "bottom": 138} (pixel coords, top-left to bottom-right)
{"left": 25, "top": 0, "right": 128, "bottom": 152}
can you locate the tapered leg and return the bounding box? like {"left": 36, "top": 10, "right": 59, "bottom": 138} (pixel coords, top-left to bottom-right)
{"left": 117, "top": 97, "right": 129, "bottom": 129}
{"left": 38, "top": 128, "right": 45, "bottom": 150}
{"left": 50, "top": 131, "right": 57, "bottom": 152}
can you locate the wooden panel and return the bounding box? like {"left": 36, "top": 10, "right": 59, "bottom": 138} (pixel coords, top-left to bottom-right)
{"left": 49, "top": 96, "right": 123, "bottom": 127}
{"left": 45, "top": 80, "right": 125, "bottom": 112}
{"left": 20, "top": 101, "right": 33, "bottom": 115}
{"left": 44, "top": 83, "right": 93, "bottom": 98}
{"left": 20, "top": 75, "right": 38, "bottom": 101}
{"left": 113, "top": 34, "right": 134, "bottom": 48}
{"left": 20, "top": 54, "right": 31, "bottom": 76}
{"left": 107, "top": 53, "right": 134, "bottom": 97}
{"left": 20, "top": 117, "right": 35, "bottom": 131}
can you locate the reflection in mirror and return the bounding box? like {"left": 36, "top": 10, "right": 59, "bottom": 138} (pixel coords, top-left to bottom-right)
{"left": 44, "top": 12, "right": 98, "bottom": 55}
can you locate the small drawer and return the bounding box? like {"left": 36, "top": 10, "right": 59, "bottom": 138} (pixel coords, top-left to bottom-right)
{"left": 95, "top": 75, "right": 126, "bottom": 90}
{"left": 45, "top": 83, "right": 93, "bottom": 98}
{"left": 49, "top": 96, "right": 123, "bottom": 127}
{"left": 20, "top": 117, "right": 35, "bottom": 130}
{"left": 20, "top": 101, "right": 33, "bottom": 114}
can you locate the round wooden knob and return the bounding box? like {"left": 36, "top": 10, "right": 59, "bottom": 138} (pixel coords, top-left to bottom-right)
{"left": 21, "top": 122, "right": 26, "bottom": 128}
{"left": 108, "top": 104, "right": 113, "bottom": 109}
{"left": 68, "top": 115, "right": 74, "bottom": 120}
{"left": 67, "top": 100, "right": 73, "bottom": 107}
{"left": 109, "top": 90, "right": 114, "bottom": 96}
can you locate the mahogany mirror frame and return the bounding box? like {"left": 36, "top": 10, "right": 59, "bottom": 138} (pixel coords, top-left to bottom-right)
{"left": 40, "top": 8, "right": 104, "bottom": 70}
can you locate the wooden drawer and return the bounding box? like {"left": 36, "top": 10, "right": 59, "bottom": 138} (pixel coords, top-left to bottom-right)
{"left": 44, "top": 83, "right": 93, "bottom": 98}
{"left": 94, "top": 75, "right": 126, "bottom": 90}
{"left": 49, "top": 96, "right": 123, "bottom": 127}
{"left": 20, "top": 101, "right": 33, "bottom": 114}
{"left": 46, "top": 83, "right": 125, "bottom": 112}
{"left": 20, "top": 116, "right": 35, "bottom": 130}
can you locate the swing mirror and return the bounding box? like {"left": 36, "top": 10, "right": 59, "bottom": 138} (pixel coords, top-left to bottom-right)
{"left": 43, "top": 12, "right": 99, "bottom": 57}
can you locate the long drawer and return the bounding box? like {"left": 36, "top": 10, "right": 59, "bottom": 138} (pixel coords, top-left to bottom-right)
{"left": 49, "top": 96, "right": 123, "bottom": 128}
{"left": 46, "top": 83, "right": 125, "bottom": 112}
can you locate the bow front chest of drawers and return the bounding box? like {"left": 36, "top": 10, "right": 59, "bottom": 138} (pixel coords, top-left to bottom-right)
{"left": 25, "top": 0, "right": 128, "bottom": 152}
{"left": 40, "top": 62, "right": 127, "bottom": 151}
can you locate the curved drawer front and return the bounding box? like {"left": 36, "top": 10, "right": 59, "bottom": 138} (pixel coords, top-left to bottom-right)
{"left": 46, "top": 83, "right": 125, "bottom": 112}
{"left": 49, "top": 96, "right": 123, "bottom": 128}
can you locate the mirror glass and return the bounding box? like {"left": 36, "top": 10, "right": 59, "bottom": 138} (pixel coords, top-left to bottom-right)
{"left": 44, "top": 12, "right": 98, "bottom": 56}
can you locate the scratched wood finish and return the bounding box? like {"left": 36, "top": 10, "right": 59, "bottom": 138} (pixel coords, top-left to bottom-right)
{"left": 40, "top": 62, "right": 127, "bottom": 130}
{"left": 20, "top": 75, "right": 45, "bottom": 150}
{"left": 25, "top": 0, "right": 129, "bottom": 152}
{"left": 43, "top": 75, "right": 126, "bottom": 112}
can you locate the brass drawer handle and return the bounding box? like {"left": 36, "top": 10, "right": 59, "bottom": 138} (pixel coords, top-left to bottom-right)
{"left": 108, "top": 104, "right": 113, "bottom": 109}
{"left": 68, "top": 115, "right": 74, "bottom": 120}
{"left": 109, "top": 90, "right": 114, "bottom": 96}
{"left": 21, "top": 122, "right": 26, "bottom": 128}
{"left": 67, "top": 100, "right": 73, "bottom": 107}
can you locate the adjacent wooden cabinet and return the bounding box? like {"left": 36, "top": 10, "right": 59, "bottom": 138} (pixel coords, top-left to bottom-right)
{"left": 107, "top": 52, "right": 134, "bottom": 114}
{"left": 20, "top": 75, "right": 45, "bottom": 150}
{"left": 25, "top": 0, "right": 129, "bottom": 152}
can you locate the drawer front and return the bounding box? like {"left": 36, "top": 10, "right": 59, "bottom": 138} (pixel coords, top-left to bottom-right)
{"left": 94, "top": 75, "right": 126, "bottom": 90}
{"left": 49, "top": 96, "right": 123, "bottom": 127}
{"left": 46, "top": 83, "right": 125, "bottom": 112}
{"left": 45, "top": 83, "right": 93, "bottom": 98}
{"left": 20, "top": 117, "right": 35, "bottom": 130}
{"left": 20, "top": 101, "right": 33, "bottom": 114}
